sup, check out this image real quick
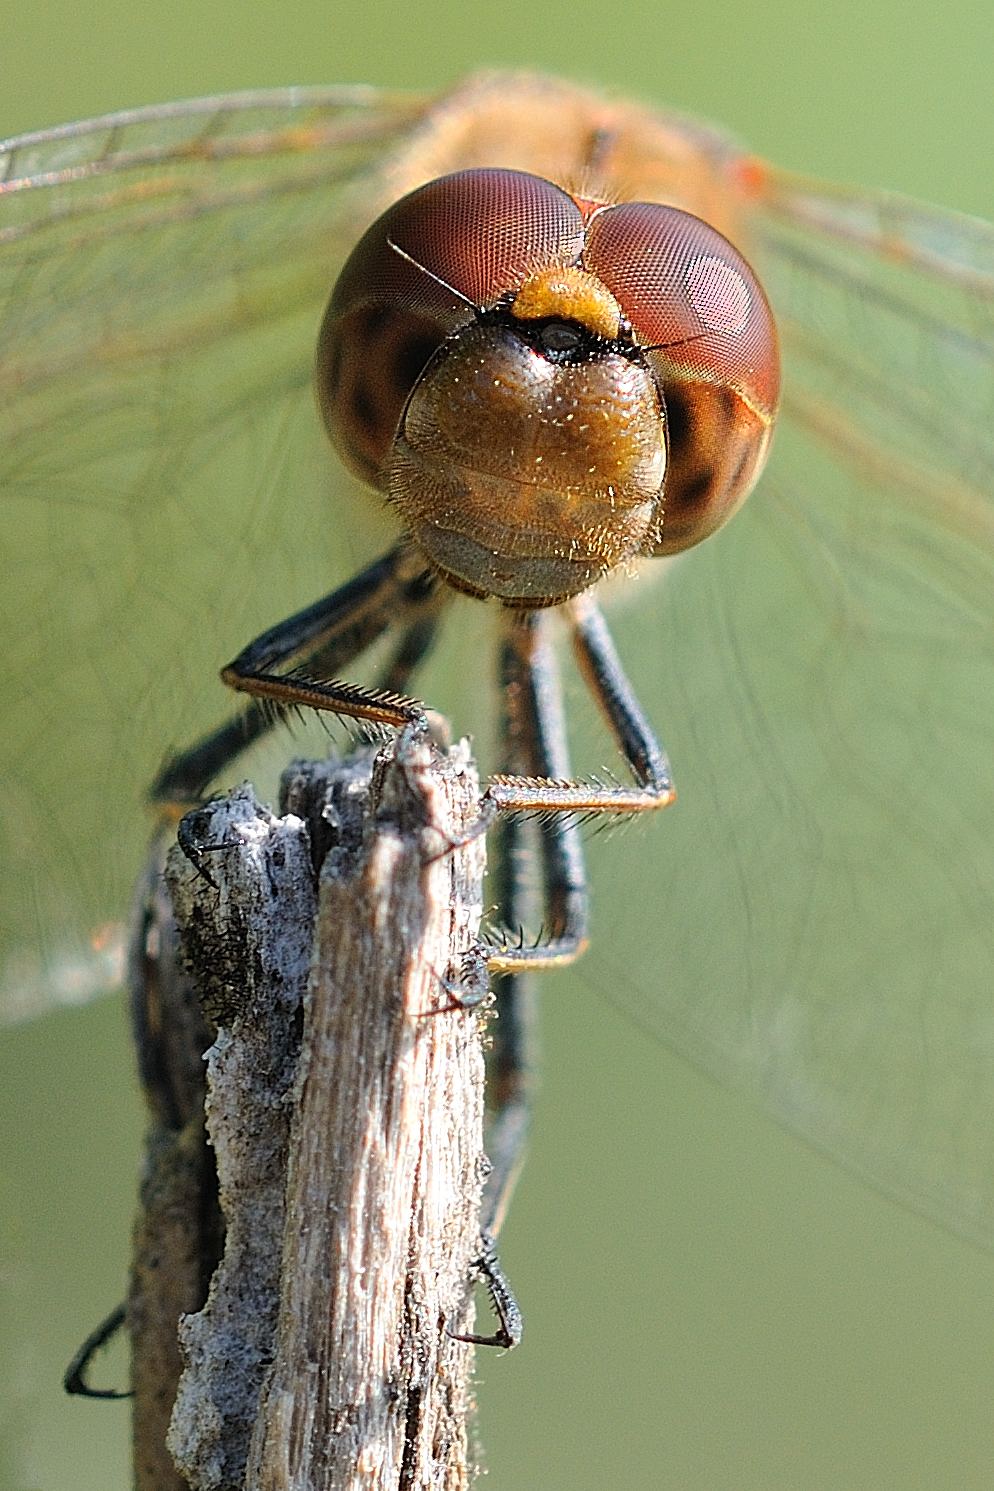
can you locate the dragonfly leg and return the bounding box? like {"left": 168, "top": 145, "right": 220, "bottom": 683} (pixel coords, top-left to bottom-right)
{"left": 447, "top": 610, "right": 585, "bottom": 1347}
{"left": 485, "top": 595, "right": 675, "bottom": 826}
{"left": 474, "top": 600, "right": 675, "bottom": 1334}
{"left": 150, "top": 543, "right": 441, "bottom": 805}
{"left": 63, "top": 1302, "right": 130, "bottom": 1400}
{"left": 446, "top": 1232, "right": 524, "bottom": 1351}
{"left": 479, "top": 610, "right": 589, "bottom": 1260}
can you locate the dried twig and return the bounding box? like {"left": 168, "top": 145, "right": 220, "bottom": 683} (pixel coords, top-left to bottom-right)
{"left": 130, "top": 732, "right": 492, "bottom": 1490}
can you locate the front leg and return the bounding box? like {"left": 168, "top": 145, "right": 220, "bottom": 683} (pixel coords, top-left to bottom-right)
{"left": 151, "top": 544, "right": 442, "bottom": 806}
{"left": 481, "top": 601, "right": 675, "bottom": 1239}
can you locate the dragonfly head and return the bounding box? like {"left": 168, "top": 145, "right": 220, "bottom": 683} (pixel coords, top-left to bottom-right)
{"left": 316, "top": 167, "right": 779, "bottom": 605}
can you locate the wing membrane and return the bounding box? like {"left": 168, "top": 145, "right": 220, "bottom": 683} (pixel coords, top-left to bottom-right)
{"left": 4, "top": 80, "right": 994, "bottom": 1255}
{"left": 592, "top": 168, "right": 994, "bottom": 1248}
{"left": 0, "top": 88, "right": 431, "bottom": 1018}
{"left": 754, "top": 170, "right": 994, "bottom": 587}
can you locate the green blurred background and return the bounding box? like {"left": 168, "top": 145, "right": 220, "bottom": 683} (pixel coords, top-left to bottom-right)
{"left": 3, "top": 2, "right": 994, "bottom": 1489}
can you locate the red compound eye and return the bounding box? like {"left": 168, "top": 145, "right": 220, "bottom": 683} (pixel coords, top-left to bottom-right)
{"left": 317, "top": 170, "right": 585, "bottom": 484}
{"left": 584, "top": 201, "right": 779, "bottom": 553}
{"left": 584, "top": 200, "right": 778, "bottom": 412}
{"left": 361, "top": 166, "right": 586, "bottom": 309}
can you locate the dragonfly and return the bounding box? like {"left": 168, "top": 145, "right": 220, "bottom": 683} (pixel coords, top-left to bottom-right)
{"left": 2, "top": 70, "right": 994, "bottom": 1269}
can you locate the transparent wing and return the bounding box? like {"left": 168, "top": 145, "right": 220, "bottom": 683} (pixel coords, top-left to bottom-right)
{"left": 0, "top": 87, "right": 433, "bottom": 1019}
{"left": 5, "top": 81, "right": 994, "bottom": 1257}
{"left": 756, "top": 166, "right": 994, "bottom": 574}
{"left": 589, "top": 170, "right": 994, "bottom": 1248}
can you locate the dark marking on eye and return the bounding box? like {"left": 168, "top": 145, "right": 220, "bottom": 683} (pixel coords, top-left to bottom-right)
{"left": 680, "top": 468, "right": 715, "bottom": 509}
{"left": 664, "top": 388, "right": 689, "bottom": 452}
{"left": 392, "top": 333, "right": 440, "bottom": 395}
{"left": 358, "top": 304, "right": 391, "bottom": 340}
{"left": 351, "top": 380, "right": 379, "bottom": 432}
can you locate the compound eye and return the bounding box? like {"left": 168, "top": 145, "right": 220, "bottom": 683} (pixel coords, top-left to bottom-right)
{"left": 584, "top": 201, "right": 779, "bottom": 413}
{"left": 318, "top": 169, "right": 586, "bottom": 483}
{"left": 583, "top": 202, "right": 780, "bottom": 553}
{"left": 366, "top": 167, "right": 587, "bottom": 309}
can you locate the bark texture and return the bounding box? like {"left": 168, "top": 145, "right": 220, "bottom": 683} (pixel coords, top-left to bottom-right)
{"left": 130, "top": 733, "right": 490, "bottom": 1491}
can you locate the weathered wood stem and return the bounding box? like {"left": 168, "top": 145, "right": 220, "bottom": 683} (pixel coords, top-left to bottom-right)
{"left": 129, "top": 732, "right": 490, "bottom": 1490}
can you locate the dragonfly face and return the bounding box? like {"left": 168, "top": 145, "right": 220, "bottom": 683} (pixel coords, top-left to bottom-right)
{"left": 2, "top": 73, "right": 994, "bottom": 1258}
{"left": 317, "top": 166, "right": 778, "bottom": 601}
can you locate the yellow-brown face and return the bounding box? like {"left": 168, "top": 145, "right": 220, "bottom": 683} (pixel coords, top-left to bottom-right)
{"left": 316, "top": 168, "right": 779, "bottom": 606}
